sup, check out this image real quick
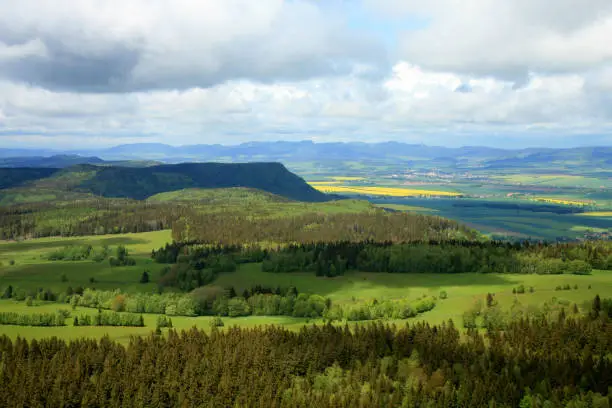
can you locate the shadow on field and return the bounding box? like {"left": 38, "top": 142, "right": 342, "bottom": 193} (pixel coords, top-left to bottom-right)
{"left": 215, "top": 266, "right": 520, "bottom": 299}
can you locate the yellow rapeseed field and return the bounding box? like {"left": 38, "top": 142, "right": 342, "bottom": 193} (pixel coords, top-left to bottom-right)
{"left": 579, "top": 211, "right": 612, "bottom": 217}
{"left": 309, "top": 184, "right": 461, "bottom": 197}
{"left": 532, "top": 197, "right": 594, "bottom": 206}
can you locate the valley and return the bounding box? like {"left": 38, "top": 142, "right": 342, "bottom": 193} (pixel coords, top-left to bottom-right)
{"left": 0, "top": 143, "right": 611, "bottom": 407}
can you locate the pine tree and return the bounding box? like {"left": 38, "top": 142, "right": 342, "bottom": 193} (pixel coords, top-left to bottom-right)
{"left": 486, "top": 293, "right": 494, "bottom": 308}
{"left": 139, "top": 270, "right": 150, "bottom": 284}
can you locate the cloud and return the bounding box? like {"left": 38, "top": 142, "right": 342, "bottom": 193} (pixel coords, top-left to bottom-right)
{"left": 367, "top": 0, "right": 612, "bottom": 82}
{"left": 0, "top": 0, "right": 385, "bottom": 92}
{"left": 0, "top": 39, "right": 48, "bottom": 62}
{"left": 0, "top": 0, "right": 611, "bottom": 148}
{"left": 2, "top": 60, "right": 611, "bottom": 148}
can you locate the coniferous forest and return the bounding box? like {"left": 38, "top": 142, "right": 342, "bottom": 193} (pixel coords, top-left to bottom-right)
{"left": 1, "top": 302, "right": 611, "bottom": 407}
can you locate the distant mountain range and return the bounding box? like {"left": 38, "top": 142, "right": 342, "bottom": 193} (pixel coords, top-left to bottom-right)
{"left": 0, "top": 141, "right": 611, "bottom": 171}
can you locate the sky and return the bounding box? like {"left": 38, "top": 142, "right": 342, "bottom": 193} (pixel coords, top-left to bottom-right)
{"left": 0, "top": 0, "right": 611, "bottom": 149}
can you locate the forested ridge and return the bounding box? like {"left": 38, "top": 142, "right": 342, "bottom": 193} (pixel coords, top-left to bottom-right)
{"left": 171, "top": 211, "right": 477, "bottom": 244}
{"left": 0, "top": 162, "right": 329, "bottom": 201}
{"left": 0, "top": 302, "right": 610, "bottom": 407}
{"left": 0, "top": 200, "right": 473, "bottom": 243}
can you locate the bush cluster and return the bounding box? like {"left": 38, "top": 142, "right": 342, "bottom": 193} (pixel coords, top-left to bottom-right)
{"left": 0, "top": 312, "right": 66, "bottom": 326}
{"left": 73, "top": 311, "right": 144, "bottom": 327}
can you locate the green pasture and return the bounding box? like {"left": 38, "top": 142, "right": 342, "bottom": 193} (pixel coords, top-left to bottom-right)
{"left": 491, "top": 174, "right": 612, "bottom": 189}
{"left": 0, "top": 230, "right": 172, "bottom": 292}
{"left": 1, "top": 268, "right": 609, "bottom": 342}
{"left": 1, "top": 231, "right": 611, "bottom": 342}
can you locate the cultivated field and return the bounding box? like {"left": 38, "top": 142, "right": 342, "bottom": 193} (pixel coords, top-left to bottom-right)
{"left": 309, "top": 184, "right": 462, "bottom": 197}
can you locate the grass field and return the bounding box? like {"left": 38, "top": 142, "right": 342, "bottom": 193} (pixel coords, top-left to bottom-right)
{"left": 492, "top": 174, "right": 612, "bottom": 189}
{"left": 373, "top": 203, "right": 438, "bottom": 212}
{"left": 2, "top": 266, "right": 610, "bottom": 341}
{"left": 326, "top": 176, "right": 365, "bottom": 181}
{"left": 0, "top": 230, "right": 172, "bottom": 292}
{"left": 1, "top": 231, "right": 611, "bottom": 342}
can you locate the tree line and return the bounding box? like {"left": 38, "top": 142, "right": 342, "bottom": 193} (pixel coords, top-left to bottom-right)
{"left": 0, "top": 298, "right": 610, "bottom": 407}
{"left": 73, "top": 311, "right": 145, "bottom": 327}
{"left": 150, "top": 241, "right": 610, "bottom": 292}
{"left": 0, "top": 311, "right": 66, "bottom": 326}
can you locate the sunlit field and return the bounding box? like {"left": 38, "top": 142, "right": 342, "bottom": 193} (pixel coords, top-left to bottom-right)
{"left": 580, "top": 211, "right": 612, "bottom": 217}
{"left": 532, "top": 197, "right": 594, "bottom": 206}
{"left": 309, "top": 184, "right": 462, "bottom": 197}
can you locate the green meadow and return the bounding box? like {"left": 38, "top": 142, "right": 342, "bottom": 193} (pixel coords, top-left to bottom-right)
{"left": 0, "top": 230, "right": 172, "bottom": 292}
{"left": 1, "top": 231, "right": 611, "bottom": 342}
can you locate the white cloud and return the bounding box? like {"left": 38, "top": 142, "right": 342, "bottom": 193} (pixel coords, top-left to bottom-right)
{"left": 0, "top": 0, "right": 611, "bottom": 148}
{"left": 367, "top": 0, "right": 612, "bottom": 81}
{"left": 0, "top": 39, "right": 47, "bottom": 61}
{"left": 1, "top": 60, "right": 611, "bottom": 148}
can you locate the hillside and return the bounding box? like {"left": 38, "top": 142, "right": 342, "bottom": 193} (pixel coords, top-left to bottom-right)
{"left": 75, "top": 162, "right": 331, "bottom": 202}
{"left": 147, "top": 187, "right": 291, "bottom": 204}
{"left": 0, "top": 155, "right": 105, "bottom": 168}
{"left": 0, "top": 162, "right": 330, "bottom": 203}
{"left": 0, "top": 168, "right": 60, "bottom": 190}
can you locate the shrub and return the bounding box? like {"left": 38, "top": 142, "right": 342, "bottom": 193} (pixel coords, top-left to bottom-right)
{"left": 156, "top": 315, "right": 173, "bottom": 328}
{"left": 191, "top": 286, "right": 225, "bottom": 315}
{"left": 486, "top": 293, "right": 495, "bottom": 307}
{"left": 439, "top": 290, "right": 448, "bottom": 300}
{"left": 516, "top": 285, "right": 525, "bottom": 294}
{"left": 462, "top": 311, "right": 477, "bottom": 329}
{"left": 9, "top": 259, "right": 15, "bottom": 266}
{"left": 227, "top": 297, "right": 251, "bottom": 317}
{"left": 566, "top": 260, "right": 592, "bottom": 275}
{"left": 61, "top": 274, "right": 68, "bottom": 283}
{"left": 210, "top": 316, "right": 224, "bottom": 328}
{"left": 109, "top": 245, "right": 136, "bottom": 267}
{"left": 111, "top": 295, "right": 126, "bottom": 312}
{"left": 70, "top": 294, "right": 81, "bottom": 310}
{"left": 2, "top": 285, "right": 13, "bottom": 299}
{"left": 25, "top": 296, "right": 34, "bottom": 307}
